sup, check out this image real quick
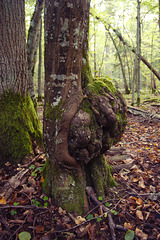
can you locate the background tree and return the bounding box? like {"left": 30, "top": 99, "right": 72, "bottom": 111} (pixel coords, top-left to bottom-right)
{"left": 27, "top": 0, "right": 44, "bottom": 99}
{"left": 0, "top": 0, "right": 42, "bottom": 165}
{"left": 43, "top": 0, "right": 127, "bottom": 214}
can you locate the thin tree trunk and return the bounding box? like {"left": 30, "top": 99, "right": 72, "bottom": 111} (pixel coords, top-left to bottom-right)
{"left": 92, "top": 12, "right": 160, "bottom": 81}
{"left": 98, "top": 38, "right": 107, "bottom": 76}
{"left": 94, "top": 18, "right": 97, "bottom": 77}
{"left": 132, "top": 56, "right": 137, "bottom": 106}
{"left": 38, "top": 17, "right": 42, "bottom": 102}
{"left": 27, "top": 0, "right": 44, "bottom": 99}
{"left": 159, "top": 0, "right": 160, "bottom": 74}
{"left": 136, "top": 0, "right": 141, "bottom": 106}
{"left": 106, "top": 29, "right": 130, "bottom": 94}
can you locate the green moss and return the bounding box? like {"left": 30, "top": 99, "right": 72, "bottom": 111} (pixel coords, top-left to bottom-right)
{"left": 43, "top": 160, "right": 87, "bottom": 214}
{"left": 81, "top": 50, "right": 93, "bottom": 89}
{"left": 0, "top": 91, "right": 43, "bottom": 165}
{"left": 44, "top": 101, "right": 64, "bottom": 121}
{"left": 88, "top": 155, "right": 117, "bottom": 200}
{"left": 87, "top": 77, "right": 117, "bottom": 96}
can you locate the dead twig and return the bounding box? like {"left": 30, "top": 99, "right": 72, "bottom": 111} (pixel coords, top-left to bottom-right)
{"left": 86, "top": 186, "right": 128, "bottom": 240}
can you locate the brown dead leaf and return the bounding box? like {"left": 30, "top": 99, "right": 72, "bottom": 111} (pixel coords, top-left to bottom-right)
{"left": 58, "top": 207, "right": 66, "bottom": 215}
{"left": 135, "top": 228, "right": 148, "bottom": 240}
{"left": 88, "top": 223, "right": 96, "bottom": 240}
{"left": 136, "top": 210, "right": 144, "bottom": 220}
{"left": 78, "top": 223, "right": 91, "bottom": 238}
{"left": 28, "top": 176, "right": 36, "bottom": 186}
{"left": 145, "top": 211, "right": 150, "bottom": 220}
{"left": 136, "top": 198, "right": 143, "bottom": 205}
{"left": 75, "top": 216, "right": 86, "bottom": 225}
{"left": 157, "top": 233, "right": 160, "bottom": 240}
{"left": 0, "top": 196, "right": 6, "bottom": 204}
{"left": 40, "top": 176, "right": 44, "bottom": 183}
{"left": 36, "top": 225, "right": 44, "bottom": 233}
{"left": 21, "top": 185, "right": 35, "bottom": 194}
{"left": 124, "top": 222, "right": 135, "bottom": 230}
{"left": 138, "top": 176, "right": 145, "bottom": 189}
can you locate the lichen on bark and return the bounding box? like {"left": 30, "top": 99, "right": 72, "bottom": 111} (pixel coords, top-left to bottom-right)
{"left": 0, "top": 91, "right": 43, "bottom": 166}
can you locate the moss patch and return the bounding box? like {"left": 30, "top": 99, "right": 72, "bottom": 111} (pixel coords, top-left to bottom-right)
{"left": 87, "top": 77, "right": 117, "bottom": 96}
{"left": 88, "top": 155, "right": 117, "bottom": 200}
{"left": 0, "top": 91, "right": 43, "bottom": 165}
{"left": 43, "top": 159, "right": 88, "bottom": 215}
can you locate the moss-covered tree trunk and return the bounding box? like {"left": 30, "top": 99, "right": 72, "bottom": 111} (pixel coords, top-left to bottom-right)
{"left": 0, "top": 0, "right": 42, "bottom": 166}
{"left": 43, "top": 0, "right": 127, "bottom": 215}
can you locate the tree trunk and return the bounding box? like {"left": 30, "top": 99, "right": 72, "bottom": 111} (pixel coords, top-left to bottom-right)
{"left": 27, "top": 0, "right": 44, "bottom": 99}
{"left": 106, "top": 28, "right": 130, "bottom": 94}
{"left": 136, "top": 0, "right": 141, "bottom": 106}
{"left": 38, "top": 17, "right": 42, "bottom": 102}
{"left": 43, "top": 0, "right": 127, "bottom": 214}
{"left": 0, "top": 0, "right": 42, "bottom": 166}
{"left": 92, "top": 11, "right": 160, "bottom": 82}
{"left": 93, "top": 18, "right": 97, "bottom": 77}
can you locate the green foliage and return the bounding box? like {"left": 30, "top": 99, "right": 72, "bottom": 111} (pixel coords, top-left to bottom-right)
{"left": 86, "top": 214, "right": 94, "bottom": 220}
{"left": 96, "top": 217, "right": 102, "bottom": 222}
{"left": 105, "top": 202, "right": 111, "bottom": 207}
{"left": 13, "top": 202, "right": 19, "bottom": 206}
{"left": 125, "top": 230, "right": 135, "bottom": 240}
{"left": 98, "top": 196, "right": 103, "bottom": 201}
{"left": 0, "top": 91, "right": 43, "bottom": 165}
{"left": 110, "top": 209, "right": 118, "bottom": 215}
{"left": 18, "top": 231, "right": 31, "bottom": 240}
{"left": 11, "top": 210, "right": 17, "bottom": 216}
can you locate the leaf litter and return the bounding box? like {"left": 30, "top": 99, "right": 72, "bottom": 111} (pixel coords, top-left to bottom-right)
{"left": 0, "top": 104, "right": 159, "bottom": 240}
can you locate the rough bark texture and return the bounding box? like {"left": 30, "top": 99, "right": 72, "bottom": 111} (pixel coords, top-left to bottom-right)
{"left": 43, "top": 0, "right": 127, "bottom": 214}
{"left": 38, "top": 18, "right": 42, "bottom": 102}
{"left": 44, "top": 0, "right": 90, "bottom": 169}
{"left": 0, "top": 0, "right": 43, "bottom": 165}
{"left": 0, "top": 0, "right": 27, "bottom": 94}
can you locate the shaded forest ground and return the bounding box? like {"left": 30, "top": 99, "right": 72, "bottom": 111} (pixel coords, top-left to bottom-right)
{"left": 0, "top": 96, "right": 160, "bottom": 240}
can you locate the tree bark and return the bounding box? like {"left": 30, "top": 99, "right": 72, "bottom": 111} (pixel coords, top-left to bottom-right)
{"left": 0, "top": 0, "right": 43, "bottom": 165}
{"left": 38, "top": 17, "right": 42, "bottom": 102}
{"left": 43, "top": 0, "right": 127, "bottom": 214}
{"left": 27, "top": 0, "right": 44, "bottom": 99}
{"left": 0, "top": 0, "right": 27, "bottom": 95}
{"left": 136, "top": 0, "right": 141, "bottom": 106}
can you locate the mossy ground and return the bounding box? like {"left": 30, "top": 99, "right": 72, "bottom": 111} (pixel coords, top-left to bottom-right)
{"left": 0, "top": 91, "right": 43, "bottom": 165}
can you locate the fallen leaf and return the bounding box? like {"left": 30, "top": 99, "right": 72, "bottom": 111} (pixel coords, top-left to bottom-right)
{"left": 135, "top": 228, "right": 148, "bottom": 240}
{"left": 124, "top": 222, "right": 135, "bottom": 230}
{"left": 75, "top": 216, "right": 86, "bottom": 225}
{"left": 138, "top": 177, "right": 145, "bottom": 189}
{"left": 58, "top": 207, "right": 66, "bottom": 215}
{"left": 136, "top": 198, "right": 143, "bottom": 205}
{"left": 136, "top": 210, "right": 144, "bottom": 220}
{"left": 36, "top": 225, "right": 44, "bottom": 233}
{"left": 0, "top": 196, "right": 6, "bottom": 204}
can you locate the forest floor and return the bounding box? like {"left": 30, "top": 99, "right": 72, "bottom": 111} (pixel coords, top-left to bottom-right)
{"left": 0, "top": 98, "right": 160, "bottom": 240}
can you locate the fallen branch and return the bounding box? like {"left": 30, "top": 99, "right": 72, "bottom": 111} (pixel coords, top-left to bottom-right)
{"left": 127, "top": 105, "right": 160, "bottom": 120}
{"left": 0, "top": 168, "right": 29, "bottom": 200}
{"left": 0, "top": 153, "right": 45, "bottom": 200}
{"left": 86, "top": 186, "right": 128, "bottom": 240}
